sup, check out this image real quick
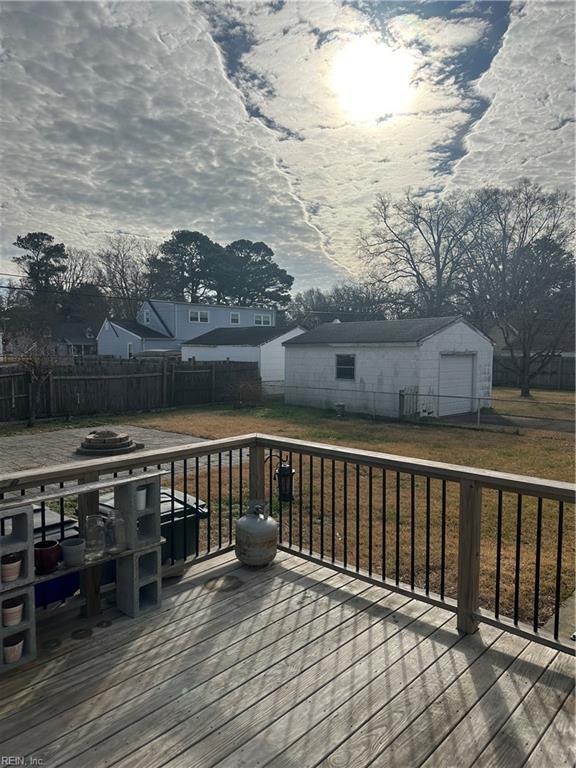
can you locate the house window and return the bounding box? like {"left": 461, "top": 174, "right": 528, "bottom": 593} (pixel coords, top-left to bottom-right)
{"left": 336, "top": 354, "right": 355, "bottom": 380}
{"left": 230, "top": 312, "right": 240, "bottom": 325}
{"left": 143, "top": 309, "right": 151, "bottom": 324}
{"left": 255, "top": 313, "right": 271, "bottom": 326}
{"left": 189, "top": 310, "right": 209, "bottom": 323}
{"left": 127, "top": 342, "right": 133, "bottom": 358}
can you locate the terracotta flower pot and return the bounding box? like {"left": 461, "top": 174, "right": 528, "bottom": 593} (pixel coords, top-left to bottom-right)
{"left": 4, "top": 634, "right": 24, "bottom": 664}
{"left": 2, "top": 597, "right": 24, "bottom": 627}
{"left": 1, "top": 553, "right": 22, "bottom": 583}
{"left": 34, "top": 540, "right": 61, "bottom": 575}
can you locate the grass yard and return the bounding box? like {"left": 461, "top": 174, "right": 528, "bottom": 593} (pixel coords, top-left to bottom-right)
{"left": 123, "top": 400, "right": 573, "bottom": 481}
{"left": 491, "top": 386, "right": 574, "bottom": 422}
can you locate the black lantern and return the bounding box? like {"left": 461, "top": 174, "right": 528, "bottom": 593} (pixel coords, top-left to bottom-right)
{"left": 275, "top": 461, "right": 295, "bottom": 502}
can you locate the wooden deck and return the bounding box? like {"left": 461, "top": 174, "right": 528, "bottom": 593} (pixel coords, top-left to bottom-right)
{"left": 0, "top": 551, "right": 573, "bottom": 768}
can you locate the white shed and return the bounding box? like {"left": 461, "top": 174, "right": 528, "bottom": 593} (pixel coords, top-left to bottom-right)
{"left": 283, "top": 317, "right": 493, "bottom": 418}
{"left": 181, "top": 325, "right": 305, "bottom": 393}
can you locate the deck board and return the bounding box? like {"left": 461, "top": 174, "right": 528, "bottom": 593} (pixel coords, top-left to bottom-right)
{"left": 0, "top": 550, "right": 573, "bottom": 768}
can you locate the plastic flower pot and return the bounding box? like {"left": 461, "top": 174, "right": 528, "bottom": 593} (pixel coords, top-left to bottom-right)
{"left": 2, "top": 597, "right": 24, "bottom": 627}
{"left": 1, "top": 553, "right": 22, "bottom": 583}
{"left": 135, "top": 488, "right": 148, "bottom": 511}
{"left": 3, "top": 634, "right": 24, "bottom": 664}
{"left": 34, "top": 540, "right": 61, "bottom": 575}
{"left": 60, "top": 537, "right": 86, "bottom": 568}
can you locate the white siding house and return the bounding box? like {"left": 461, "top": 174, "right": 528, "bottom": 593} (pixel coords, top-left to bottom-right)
{"left": 97, "top": 299, "right": 277, "bottom": 358}
{"left": 283, "top": 317, "right": 493, "bottom": 418}
{"left": 181, "top": 326, "right": 305, "bottom": 391}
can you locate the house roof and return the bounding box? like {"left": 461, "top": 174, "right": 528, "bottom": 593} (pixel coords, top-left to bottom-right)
{"left": 182, "top": 326, "right": 299, "bottom": 347}
{"left": 110, "top": 320, "right": 169, "bottom": 340}
{"left": 55, "top": 322, "right": 97, "bottom": 345}
{"left": 283, "top": 317, "right": 466, "bottom": 346}
{"left": 148, "top": 298, "right": 276, "bottom": 312}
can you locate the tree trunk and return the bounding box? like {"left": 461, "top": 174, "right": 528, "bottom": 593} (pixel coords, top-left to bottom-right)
{"left": 520, "top": 355, "right": 532, "bottom": 398}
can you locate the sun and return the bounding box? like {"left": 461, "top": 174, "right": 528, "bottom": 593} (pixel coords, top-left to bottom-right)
{"left": 330, "top": 36, "right": 415, "bottom": 122}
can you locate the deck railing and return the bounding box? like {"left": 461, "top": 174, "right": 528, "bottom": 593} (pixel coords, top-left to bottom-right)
{"left": 0, "top": 433, "right": 573, "bottom": 654}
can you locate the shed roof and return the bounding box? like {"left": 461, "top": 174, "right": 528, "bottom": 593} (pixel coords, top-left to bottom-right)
{"left": 183, "top": 326, "right": 298, "bottom": 347}
{"left": 110, "top": 320, "right": 169, "bottom": 340}
{"left": 283, "top": 317, "right": 466, "bottom": 346}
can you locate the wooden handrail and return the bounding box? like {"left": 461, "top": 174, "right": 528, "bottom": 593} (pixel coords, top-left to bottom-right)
{"left": 0, "top": 434, "right": 258, "bottom": 493}
{"left": 252, "top": 434, "right": 575, "bottom": 503}
{"left": 0, "top": 431, "right": 573, "bottom": 503}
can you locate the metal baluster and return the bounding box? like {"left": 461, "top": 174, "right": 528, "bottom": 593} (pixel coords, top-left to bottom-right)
{"left": 343, "top": 463, "right": 348, "bottom": 569}
{"left": 513, "top": 495, "right": 522, "bottom": 625}
{"left": 425, "top": 477, "right": 431, "bottom": 595}
{"left": 395, "top": 472, "right": 400, "bottom": 585}
{"left": 183, "top": 459, "right": 188, "bottom": 560}
{"left": 170, "top": 463, "right": 175, "bottom": 564}
{"left": 309, "top": 455, "right": 313, "bottom": 555}
{"left": 195, "top": 456, "right": 200, "bottom": 557}
{"left": 320, "top": 457, "right": 325, "bottom": 559}
{"left": 228, "top": 451, "right": 233, "bottom": 546}
{"left": 382, "top": 469, "right": 387, "bottom": 580}
{"left": 410, "top": 474, "right": 415, "bottom": 590}
{"left": 533, "top": 497, "right": 543, "bottom": 633}
{"left": 218, "top": 453, "right": 222, "bottom": 550}
{"left": 368, "top": 467, "right": 373, "bottom": 577}
{"left": 355, "top": 464, "right": 360, "bottom": 572}
{"left": 495, "top": 490, "right": 503, "bottom": 619}
{"left": 288, "top": 452, "right": 293, "bottom": 549}
{"left": 207, "top": 455, "right": 212, "bottom": 553}
{"left": 553, "top": 502, "right": 564, "bottom": 640}
{"left": 298, "top": 453, "right": 303, "bottom": 551}
{"left": 440, "top": 480, "right": 447, "bottom": 600}
{"left": 331, "top": 460, "right": 336, "bottom": 563}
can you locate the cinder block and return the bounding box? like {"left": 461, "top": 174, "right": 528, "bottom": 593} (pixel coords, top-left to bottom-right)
{"left": 0, "top": 505, "right": 34, "bottom": 592}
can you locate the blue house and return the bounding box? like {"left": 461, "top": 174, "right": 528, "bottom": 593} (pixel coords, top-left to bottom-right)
{"left": 97, "top": 299, "right": 277, "bottom": 358}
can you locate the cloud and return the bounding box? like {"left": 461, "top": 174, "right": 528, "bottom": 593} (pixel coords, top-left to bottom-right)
{"left": 0, "top": 0, "right": 571, "bottom": 294}
{"left": 450, "top": 0, "right": 575, "bottom": 192}
{"left": 0, "top": 1, "right": 341, "bottom": 288}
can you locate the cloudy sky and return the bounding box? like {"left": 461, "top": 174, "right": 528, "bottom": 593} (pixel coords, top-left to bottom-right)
{"left": 0, "top": 0, "right": 574, "bottom": 290}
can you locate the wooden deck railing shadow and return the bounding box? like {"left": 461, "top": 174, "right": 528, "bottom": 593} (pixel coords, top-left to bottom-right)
{"left": 0, "top": 432, "right": 573, "bottom": 656}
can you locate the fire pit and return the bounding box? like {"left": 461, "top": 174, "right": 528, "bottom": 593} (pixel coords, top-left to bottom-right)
{"left": 76, "top": 430, "right": 144, "bottom": 456}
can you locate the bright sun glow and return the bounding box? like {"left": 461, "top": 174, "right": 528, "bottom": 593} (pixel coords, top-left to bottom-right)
{"left": 331, "top": 36, "right": 415, "bottom": 122}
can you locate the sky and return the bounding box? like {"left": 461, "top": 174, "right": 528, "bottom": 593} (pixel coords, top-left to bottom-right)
{"left": 0, "top": 0, "right": 574, "bottom": 291}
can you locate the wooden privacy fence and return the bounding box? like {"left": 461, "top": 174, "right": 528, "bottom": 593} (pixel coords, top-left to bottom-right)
{"left": 493, "top": 355, "right": 575, "bottom": 391}
{"left": 0, "top": 360, "right": 260, "bottom": 422}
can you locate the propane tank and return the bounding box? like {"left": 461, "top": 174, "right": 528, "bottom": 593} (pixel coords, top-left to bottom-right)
{"left": 235, "top": 503, "right": 278, "bottom": 567}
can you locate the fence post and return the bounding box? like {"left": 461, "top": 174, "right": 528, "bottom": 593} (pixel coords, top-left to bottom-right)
{"left": 398, "top": 391, "right": 405, "bottom": 420}
{"left": 457, "top": 479, "right": 482, "bottom": 634}
{"left": 249, "top": 443, "right": 265, "bottom": 507}
{"left": 77, "top": 472, "right": 102, "bottom": 618}
{"left": 210, "top": 362, "right": 216, "bottom": 403}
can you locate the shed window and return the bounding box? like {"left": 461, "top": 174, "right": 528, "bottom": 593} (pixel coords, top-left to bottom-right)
{"left": 336, "top": 354, "right": 355, "bottom": 380}
{"left": 190, "top": 310, "right": 209, "bottom": 323}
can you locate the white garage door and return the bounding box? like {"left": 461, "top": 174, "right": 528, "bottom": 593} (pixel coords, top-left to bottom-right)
{"left": 438, "top": 354, "right": 475, "bottom": 416}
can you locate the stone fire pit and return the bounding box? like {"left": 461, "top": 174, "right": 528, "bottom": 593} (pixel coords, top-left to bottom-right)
{"left": 76, "top": 430, "right": 144, "bottom": 456}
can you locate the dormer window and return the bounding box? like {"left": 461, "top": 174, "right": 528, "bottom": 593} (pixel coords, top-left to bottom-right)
{"left": 255, "top": 313, "right": 271, "bottom": 326}
{"left": 143, "top": 309, "right": 151, "bottom": 324}
{"left": 190, "top": 310, "right": 209, "bottom": 323}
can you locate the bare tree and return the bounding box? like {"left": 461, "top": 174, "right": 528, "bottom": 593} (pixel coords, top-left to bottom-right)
{"left": 464, "top": 181, "right": 574, "bottom": 396}
{"left": 360, "top": 190, "right": 477, "bottom": 316}
{"left": 6, "top": 331, "right": 59, "bottom": 426}
{"left": 57, "top": 248, "right": 98, "bottom": 293}
{"left": 95, "top": 234, "right": 155, "bottom": 318}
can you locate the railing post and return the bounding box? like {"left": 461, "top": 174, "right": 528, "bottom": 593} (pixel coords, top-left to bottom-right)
{"left": 457, "top": 479, "right": 482, "bottom": 634}
{"left": 249, "top": 443, "right": 265, "bottom": 507}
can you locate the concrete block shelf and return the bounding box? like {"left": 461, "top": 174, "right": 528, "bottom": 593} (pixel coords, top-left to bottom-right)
{"left": 116, "top": 544, "right": 162, "bottom": 618}
{"left": 114, "top": 477, "right": 162, "bottom": 550}
{"left": 1, "top": 585, "right": 36, "bottom": 673}
{"left": 0, "top": 505, "right": 34, "bottom": 593}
